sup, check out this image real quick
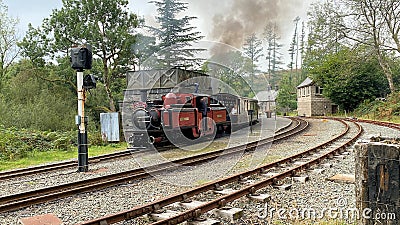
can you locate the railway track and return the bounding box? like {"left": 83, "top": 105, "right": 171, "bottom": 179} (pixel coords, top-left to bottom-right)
{"left": 0, "top": 149, "right": 135, "bottom": 180}
{"left": 348, "top": 118, "right": 400, "bottom": 130}
{"left": 0, "top": 118, "right": 296, "bottom": 181}
{"left": 78, "top": 118, "right": 362, "bottom": 225}
{"left": 0, "top": 117, "right": 307, "bottom": 213}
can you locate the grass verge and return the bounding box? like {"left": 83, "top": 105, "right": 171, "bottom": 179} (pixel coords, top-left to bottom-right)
{"left": 0, "top": 143, "right": 128, "bottom": 172}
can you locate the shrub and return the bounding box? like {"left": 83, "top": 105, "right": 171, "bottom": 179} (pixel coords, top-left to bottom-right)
{"left": 0, "top": 126, "right": 75, "bottom": 160}
{"left": 0, "top": 67, "right": 76, "bottom": 131}
{"left": 88, "top": 130, "right": 107, "bottom": 146}
{"left": 354, "top": 92, "right": 400, "bottom": 120}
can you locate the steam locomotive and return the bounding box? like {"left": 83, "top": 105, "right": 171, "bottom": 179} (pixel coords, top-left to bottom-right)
{"left": 122, "top": 69, "right": 259, "bottom": 148}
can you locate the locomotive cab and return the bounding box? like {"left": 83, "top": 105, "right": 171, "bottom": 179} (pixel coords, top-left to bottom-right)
{"left": 195, "top": 95, "right": 209, "bottom": 115}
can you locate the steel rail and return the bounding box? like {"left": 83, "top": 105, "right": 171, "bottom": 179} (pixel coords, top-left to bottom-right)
{"left": 348, "top": 118, "right": 400, "bottom": 130}
{"left": 0, "top": 118, "right": 307, "bottom": 213}
{"left": 0, "top": 150, "right": 134, "bottom": 180}
{"left": 0, "top": 118, "right": 296, "bottom": 180}
{"left": 78, "top": 119, "right": 360, "bottom": 225}
{"left": 151, "top": 121, "right": 363, "bottom": 225}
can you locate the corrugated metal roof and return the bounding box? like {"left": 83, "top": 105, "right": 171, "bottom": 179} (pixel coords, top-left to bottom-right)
{"left": 297, "top": 77, "right": 314, "bottom": 88}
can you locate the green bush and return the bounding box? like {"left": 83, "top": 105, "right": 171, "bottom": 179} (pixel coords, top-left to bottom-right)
{"left": 354, "top": 92, "right": 400, "bottom": 120}
{"left": 0, "top": 126, "right": 75, "bottom": 160}
{"left": 0, "top": 64, "right": 77, "bottom": 131}
{"left": 88, "top": 130, "right": 107, "bottom": 146}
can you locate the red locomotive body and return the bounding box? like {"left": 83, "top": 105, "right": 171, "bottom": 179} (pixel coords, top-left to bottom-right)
{"left": 123, "top": 69, "right": 259, "bottom": 149}
{"left": 127, "top": 92, "right": 231, "bottom": 148}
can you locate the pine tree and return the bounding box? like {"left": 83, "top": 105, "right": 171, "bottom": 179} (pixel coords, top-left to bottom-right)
{"left": 243, "top": 33, "right": 263, "bottom": 87}
{"left": 150, "top": 0, "right": 203, "bottom": 69}
{"left": 288, "top": 16, "right": 301, "bottom": 85}
{"left": 264, "top": 24, "right": 284, "bottom": 87}
{"left": 299, "top": 22, "right": 307, "bottom": 82}
{"left": 132, "top": 33, "right": 158, "bottom": 70}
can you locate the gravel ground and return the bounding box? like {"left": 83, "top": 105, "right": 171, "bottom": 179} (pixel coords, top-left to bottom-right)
{"left": 3, "top": 118, "right": 394, "bottom": 225}
{"left": 0, "top": 117, "right": 290, "bottom": 224}
{"left": 359, "top": 122, "right": 400, "bottom": 140}
{"left": 218, "top": 120, "right": 400, "bottom": 225}
{"left": 0, "top": 117, "right": 291, "bottom": 198}
{"left": 224, "top": 120, "right": 361, "bottom": 225}
{"left": 123, "top": 118, "right": 353, "bottom": 225}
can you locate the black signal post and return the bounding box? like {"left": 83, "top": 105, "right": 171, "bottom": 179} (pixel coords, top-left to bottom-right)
{"left": 248, "top": 110, "right": 254, "bottom": 134}
{"left": 70, "top": 44, "right": 93, "bottom": 172}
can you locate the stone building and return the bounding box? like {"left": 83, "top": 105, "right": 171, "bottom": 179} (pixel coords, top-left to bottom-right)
{"left": 256, "top": 87, "right": 278, "bottom": 116}
{"left": 297, "top": 77, "right": 337, "bottom": 116}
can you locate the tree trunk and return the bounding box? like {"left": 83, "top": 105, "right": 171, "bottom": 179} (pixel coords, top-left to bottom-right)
{"left": 103, "top": 63, "right": 116, "bottom": 112}
{"left": 105, "top": 83, "right": 116, "bottom": 112}
{"left": 374, "top": 27, "right": 395, "bottom": 93}
{"left": 377, "top": 54, "right": 395, "bottom": 93}
{"left": 369, "top": 11, "right": 396, "bottom": 93}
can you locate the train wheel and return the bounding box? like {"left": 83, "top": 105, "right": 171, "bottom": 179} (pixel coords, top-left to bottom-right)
{"left": 216, "top": 125, "right": 223, "bottom": 134}
{"left": 182, "top": 128, "right": 195, "bottom": 139}
{"left": 225, "top": 124, "right": 232, "bottom": 134}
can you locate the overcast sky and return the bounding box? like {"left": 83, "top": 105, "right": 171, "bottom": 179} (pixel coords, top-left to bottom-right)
{"left": 4, "top": 0, "right": 320, "bottom": 68}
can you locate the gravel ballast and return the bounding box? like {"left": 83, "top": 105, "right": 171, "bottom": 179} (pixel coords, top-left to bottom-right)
{"left": 0, "top": 117, "right": 288, "bottom": 224}
{"left": 2, "top": 118, "right": 399, "bottom": 225}
{"left": 224, "top": 120, "right": 400, "bottom": 224}
{"left": 0, "top": 117, "right": 291, "bottom": 197}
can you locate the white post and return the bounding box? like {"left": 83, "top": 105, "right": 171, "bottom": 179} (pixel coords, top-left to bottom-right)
{"left": 77, "top": 70, "right": 88, "bottom": 172}
{"left": 77, "top": 71, "right": 85, "bottom": 133}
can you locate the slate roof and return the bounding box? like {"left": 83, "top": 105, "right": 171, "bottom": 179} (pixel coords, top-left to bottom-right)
{"left": 297, "top": 77, "right": 315, "bottom": 88}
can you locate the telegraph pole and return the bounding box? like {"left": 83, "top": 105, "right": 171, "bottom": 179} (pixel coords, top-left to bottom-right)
{"left": 70, "top": 44, "right": 93, "bottom": 172}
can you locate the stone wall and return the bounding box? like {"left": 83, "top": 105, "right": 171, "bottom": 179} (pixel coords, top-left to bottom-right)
{"left": 297, "top": 89, "right": 333, "bottom": 116}
{"left": 310, "top": 96, "right": 332, "bottom": 116}
{"left": 297, "top": 97, "right": 312, "bottom": 116}
{"left": 355, "top": 142, "right": 400, "bottom": 225}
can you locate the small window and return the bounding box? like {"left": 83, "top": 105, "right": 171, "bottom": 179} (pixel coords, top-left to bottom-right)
{"left": 185, "top": 96, "right": 191, "bottom": 103}
{"left": 315, "top": 86, "right": 323, "bottom": 95}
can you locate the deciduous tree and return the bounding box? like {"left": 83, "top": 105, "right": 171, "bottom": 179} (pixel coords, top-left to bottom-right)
{"left": 303, "top": 1, "right": 347, "bottom": 88}
{"left": 308, "top": 47, "right": 389, "bottom": 111}
{"left": 205, "top": 50, "right": 253, "bottom": 97}
{"left": 338, "top": 0, "right": 400, "bottom": 93}
{"left": 19, "top": 0, "right": 139, "bottom": 112}
{"left": 0, "top": 0, "right": 19, "bottom": 86}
